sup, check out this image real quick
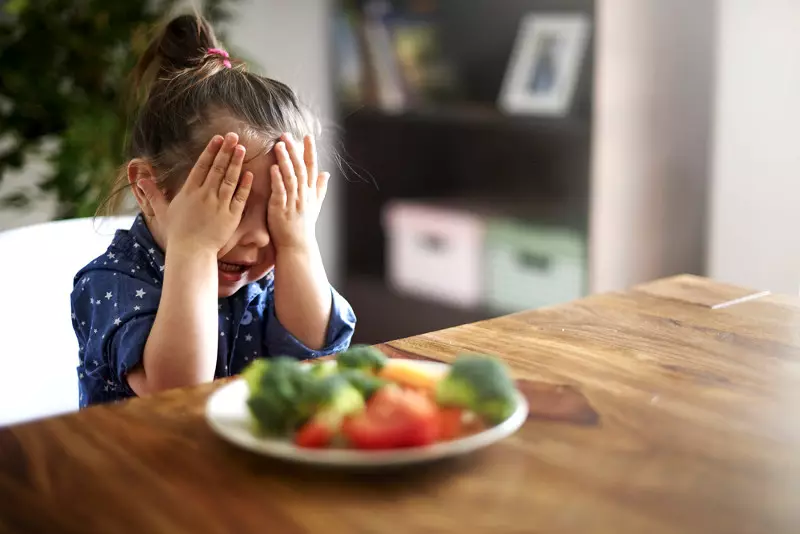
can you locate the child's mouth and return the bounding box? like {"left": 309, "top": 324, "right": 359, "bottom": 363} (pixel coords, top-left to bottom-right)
{"left": 218, "top": 260, "right": 249, "bottom": 281}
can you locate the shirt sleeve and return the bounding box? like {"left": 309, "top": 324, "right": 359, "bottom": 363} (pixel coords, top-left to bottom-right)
{"left": 264, "top": 286, "right": 356, "bottom": 359}
{"left": 72, "top": 270, "right": 160, "bottom": 395}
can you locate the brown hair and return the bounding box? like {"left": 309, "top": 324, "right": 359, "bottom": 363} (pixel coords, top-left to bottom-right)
{"left": 101, "top": 13, "right": 319, "bottom": 214}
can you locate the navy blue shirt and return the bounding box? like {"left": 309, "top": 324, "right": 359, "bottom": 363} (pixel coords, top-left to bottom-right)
{"left": 70, "top": 215, "right": 356, "bottom": 407}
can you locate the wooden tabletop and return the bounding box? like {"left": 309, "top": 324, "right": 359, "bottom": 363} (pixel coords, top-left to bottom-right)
{"left": 2, "top": 275, "right": 799, "bottom": 534}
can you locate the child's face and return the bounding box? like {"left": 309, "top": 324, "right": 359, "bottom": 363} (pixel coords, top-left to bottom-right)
{"left": 214, "top": 138, "right": 277, "bottom": 297}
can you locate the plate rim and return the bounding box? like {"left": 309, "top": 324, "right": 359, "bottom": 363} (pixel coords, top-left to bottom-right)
{"left": 205, "top": 359, "right": 529, "bottom": 467}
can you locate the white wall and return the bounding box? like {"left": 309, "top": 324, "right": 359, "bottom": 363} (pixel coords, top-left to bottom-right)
{"left": 708, "top": 0, "right": 800, "bottom": 295}
{"left": 225, "top": 0, "right": 341, "bottom": 284}
{"left": 590, "top": 0, "right": 716, "bottom": 293}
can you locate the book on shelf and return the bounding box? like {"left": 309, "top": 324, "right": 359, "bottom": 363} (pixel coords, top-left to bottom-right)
{"left": 335, "top": 0, "right": 460, "bottom": 113}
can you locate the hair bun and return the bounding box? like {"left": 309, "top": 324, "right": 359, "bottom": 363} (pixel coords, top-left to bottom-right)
{"left": 158, "top": 14, "right": 218, "bottom": 72}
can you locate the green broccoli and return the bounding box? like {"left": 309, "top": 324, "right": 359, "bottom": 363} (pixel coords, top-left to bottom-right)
{"left": 307, "top": 359, "right": 338, "bottom": 378}
{"left": 336, "top": 345, "right": 388, "bottom": 373}
{"left": 435, "top": 354, "right": 517, "bottom": 424}
{"left": 338, "top": 369, "right": 388, "bottom": 400}
{"left": 298, "top": 374, "right": 365, "bottom": 418}
{"left": 242, "top": 357, "right": 314, "bottom": 435}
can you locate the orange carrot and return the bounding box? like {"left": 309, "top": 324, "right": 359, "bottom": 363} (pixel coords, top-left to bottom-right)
{"left": 378, "top": 360, "right": 446, "bottom": 392}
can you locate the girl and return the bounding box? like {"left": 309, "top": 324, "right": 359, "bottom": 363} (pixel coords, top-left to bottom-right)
{"left": 71, "top": 14, "right": 355, "bottom": 407}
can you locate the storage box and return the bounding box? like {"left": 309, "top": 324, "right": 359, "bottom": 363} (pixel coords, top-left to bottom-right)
{"left": 383, "top": 202, "right": 485, "bottom": 308}
{"left": 485, "top": 220, "right": 586, "bottom": 312}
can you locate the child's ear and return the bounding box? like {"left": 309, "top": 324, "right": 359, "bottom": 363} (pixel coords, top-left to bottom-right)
{"left": 127, "top": 159, "right": 157, "bottom": 216}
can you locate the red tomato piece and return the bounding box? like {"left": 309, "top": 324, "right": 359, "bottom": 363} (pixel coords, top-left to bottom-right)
{"left": 342, "top": 386, "right": 439, "bottom": 449}
{"left": 436, "top": 408, "right": 464, "bottom": 441}
{"left": 294, "top": 419, "right": 334, "bottom": 448}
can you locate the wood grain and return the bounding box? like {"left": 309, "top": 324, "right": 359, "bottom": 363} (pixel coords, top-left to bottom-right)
{"left": 2, "top": 276, "right": 800, "bottom": 534}
{"left": 633, "top": 273, "right": 771, "bottom": 309}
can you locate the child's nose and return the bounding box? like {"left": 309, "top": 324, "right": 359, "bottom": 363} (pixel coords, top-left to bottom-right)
{"left": 239, "top": 218, "right": 270, "bottom": 249}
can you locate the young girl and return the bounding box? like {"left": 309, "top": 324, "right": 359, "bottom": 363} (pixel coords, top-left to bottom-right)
{"left": 71, "top": 14, "right": 355, "bottom": 407}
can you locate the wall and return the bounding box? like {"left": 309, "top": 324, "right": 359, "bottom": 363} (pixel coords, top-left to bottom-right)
{"left": 590, "top": 0, "right": 716, "bottom": 293}
{"left": 225, "top": 0, "right": 341, "bottom": 284}
{"left": 708, "top": 0, "right": 800, "bottom": 295}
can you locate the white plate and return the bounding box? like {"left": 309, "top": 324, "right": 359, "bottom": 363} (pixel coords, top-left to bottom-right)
{"left": 205, "top": 360, "right": 529, "bottom": 467}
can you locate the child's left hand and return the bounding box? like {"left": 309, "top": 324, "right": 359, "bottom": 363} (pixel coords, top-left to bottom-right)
{"left": 268, "top": 133, "right": 330, "bottom": 252}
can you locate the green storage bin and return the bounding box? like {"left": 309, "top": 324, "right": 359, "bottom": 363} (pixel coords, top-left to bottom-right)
{"left": 485, "top": 220, "right": 586, "bottom": 312}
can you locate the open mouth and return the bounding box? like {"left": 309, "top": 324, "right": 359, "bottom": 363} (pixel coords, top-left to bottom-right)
{"left": 218, "top": 260, "right": 256, "bottom": 283}
{"left": 218, "top": 261, "right": 248, "bottom": 274}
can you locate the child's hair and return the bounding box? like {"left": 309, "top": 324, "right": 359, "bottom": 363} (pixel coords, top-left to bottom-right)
{"left": 101, "top": 13, "right": 319, "bottom": 214}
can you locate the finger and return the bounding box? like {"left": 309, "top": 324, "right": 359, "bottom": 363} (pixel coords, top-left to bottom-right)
{"left": 137, "top": 179, "right": 169, "bottom": 220}
{"left": 186, "top": 135, "right": 224, "bottom": 188}
{"left": 219, "top": 144, "right": 246, "bottom": 203}
{"left": 206, "top": 132, "right": 239, "bottom": 191}
{"left": 275, "top": 141, "right": 297, "bottom": 203}
{"left": 231, "top": 171, "right": 253, "bottom": 214}
{"left": 282, "top": 133, "right": 308, "bottom": 187}
{"left": 303, "top": 135, "right": 318, "bottom": 189}
{"left": 270, "top": 164, "right": 287, "bottom": 209}
{"left": 316, "top": 172, "right": 330, "bottom": 206}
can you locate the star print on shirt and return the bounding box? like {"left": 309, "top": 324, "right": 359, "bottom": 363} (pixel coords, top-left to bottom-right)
{"left": 133, "top": 243, "right": 139, "bottom": 248}
{"left": 245, "top": 334, "right": 253, "bottom": 342}
{"left": 88, "top": 297, "right": 94, "bottom": 305}
{"left": 133, "top": 305, "right": 141, "bottom": 311}
{"left": 114, "top": 317, "right": 122, "bottom": 326}
{"left": 107, "top": 252, "right": 115, "bottom": 259}
{"left": 148, "top": 248, "right": 155, "bottom": 254}
{"left": 105, "top": 292, "right": 112, "bottom": 300}
{"left": 135, "top": 288, "right": 146, "bottom": 298}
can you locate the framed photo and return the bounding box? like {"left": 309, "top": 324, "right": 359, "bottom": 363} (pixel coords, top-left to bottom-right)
{"left": 499, "top": 14, "right": 591, "bottom": 116}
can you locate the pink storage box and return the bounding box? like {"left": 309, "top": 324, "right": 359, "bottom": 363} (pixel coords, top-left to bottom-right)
{"left": 382, "top": 201, "right": 486, "bottom": 308}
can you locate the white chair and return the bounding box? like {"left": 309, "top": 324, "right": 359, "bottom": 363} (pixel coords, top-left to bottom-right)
{"left": 0, "top": 215, "right": 136, "bottom": 426}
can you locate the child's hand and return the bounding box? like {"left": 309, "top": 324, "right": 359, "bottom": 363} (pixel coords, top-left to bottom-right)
{"left": 268, "top": 133, "right": 330, "bottom": 252}
{"left": 138, "top": 133, "right": 253, "bottom": 253}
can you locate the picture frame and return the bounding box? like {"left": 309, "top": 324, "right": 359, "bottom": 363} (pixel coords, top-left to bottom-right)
{"left": 498, "top": 13, "right": 591, "bottom": 117}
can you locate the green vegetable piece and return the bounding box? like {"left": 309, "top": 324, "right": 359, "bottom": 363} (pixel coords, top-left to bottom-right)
{"left": 435, "top": 354, "right": 517, "bottom": 424}
{"left": 299, "top": 374, "right": 365, "bottom": 420}
{"left": 338, "top": 369, "right": 388, "bottom": 400}
{"left": 243, "top": 357, "right": 314, "bottom": 435}
{"left": 308, "top": 360, "right": 337, "bottom": 378}
{"left": 242, "top": 359, "right": 270, "bottom": 394}
{"left": 336, "top": 345, "right": 388, "bottom": 373}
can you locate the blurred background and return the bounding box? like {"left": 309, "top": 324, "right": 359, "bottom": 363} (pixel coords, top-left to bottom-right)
{"left": 1, "top": 0, "right": 798, "bottom": 347}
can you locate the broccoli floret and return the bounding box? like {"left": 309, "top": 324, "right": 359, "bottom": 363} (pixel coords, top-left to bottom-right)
{"left": 338, "top": 369, "right": 388, "bottom": 400}
{"left": 336, "top": 345, "right": 388, "bottom": 373}
{"left": 308, "top": 360, "right": 337, "bottom": 378}
{"left": 242, "top": 357, "right": 314, "bottom": 435}
{"left": 298, "top": 374, "right": 365, "bottom": 420}
{"left": 435, "top": 354, "right": 517, "bottom": 424}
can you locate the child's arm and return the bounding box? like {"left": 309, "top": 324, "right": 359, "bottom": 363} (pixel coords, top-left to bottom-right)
{"left": 268, "top": 134, "right": 336, "bottom": 350}
{"left": 127, "top": 134, "right": 253, "bottom": 394}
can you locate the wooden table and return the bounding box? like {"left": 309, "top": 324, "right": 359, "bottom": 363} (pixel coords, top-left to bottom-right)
{"left": 2, "top": 275, "right": 799, "bottom": 534}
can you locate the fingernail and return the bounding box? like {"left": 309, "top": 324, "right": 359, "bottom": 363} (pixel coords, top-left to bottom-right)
{"left": 276, "top": 142, "right": 285, "bottom": 151}
{"left": 225, "top": 132, "right": 238, "bottom": 143}
{"left": 235, "top": 145, "right": 246, "bottom": 155}
{"left": 210, "top": 135, "right": 223, "bottom": 146}
{"left": 284, "top": 132, "right": 293, "bottom": 141}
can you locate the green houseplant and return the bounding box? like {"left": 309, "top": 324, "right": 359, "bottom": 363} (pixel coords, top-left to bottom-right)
{"left": 0, "top": 0, "right": 239, "bottom": 219}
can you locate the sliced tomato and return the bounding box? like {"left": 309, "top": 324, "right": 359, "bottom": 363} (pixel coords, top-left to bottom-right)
{"left": 294, "top": 419, "right": 335, "bottom": 448}
{"left": 436, "top": 407, "right": 464, "bottom": 441}
{"left": 342, "top": 386, "right": 439, "bottom": 449}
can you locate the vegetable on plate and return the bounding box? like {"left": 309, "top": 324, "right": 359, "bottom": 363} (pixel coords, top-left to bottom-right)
{"left": 241, "top": 347, "right": 519, "bottom": 450}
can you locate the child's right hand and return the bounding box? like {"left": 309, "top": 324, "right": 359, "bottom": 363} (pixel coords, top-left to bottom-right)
{"left": 138, "top": 132, "right": 253, "bottom": 253}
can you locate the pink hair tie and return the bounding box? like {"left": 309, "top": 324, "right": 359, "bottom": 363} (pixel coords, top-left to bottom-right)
{"left": 207, "top": 47, "right": 231, "bottom": 69}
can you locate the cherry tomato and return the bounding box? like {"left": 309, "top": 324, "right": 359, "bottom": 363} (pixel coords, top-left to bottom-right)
{"left": 342, "top": 386, "right": 439, "bottom": 449}
{"left": 294, "top": 419, "right": 334, "bottom": 448}
{"left": 436, "top": 407, "right": 464, "bottom": 441}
